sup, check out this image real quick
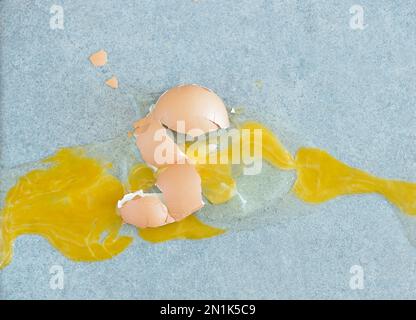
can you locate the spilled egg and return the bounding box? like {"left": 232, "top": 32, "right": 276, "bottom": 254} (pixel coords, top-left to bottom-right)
{"left": 1, "top": 83, "right": 416, "bottom": 271}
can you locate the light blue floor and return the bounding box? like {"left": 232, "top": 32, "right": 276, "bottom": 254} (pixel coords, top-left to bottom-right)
{"left": 1, "top": 0, "right": 416, "bottom": 299}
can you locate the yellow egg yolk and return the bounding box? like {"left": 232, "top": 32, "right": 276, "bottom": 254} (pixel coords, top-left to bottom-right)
{"left": 293, "top": 147, "right": 416, "bottom": 215}
{"left": 0, "top": 148, "right": 132, "bottom": 268}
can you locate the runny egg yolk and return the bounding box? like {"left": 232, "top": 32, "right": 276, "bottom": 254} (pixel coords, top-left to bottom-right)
{"left": 293, "top": 147, "right": 416, "bottom": 214}
{"left": 0, "top": 148, "right": 132, "bottom": 268}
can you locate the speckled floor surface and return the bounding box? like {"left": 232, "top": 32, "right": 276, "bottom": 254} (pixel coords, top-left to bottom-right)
{"left": 1, "top": 0, "right": 416, "bottom": 299}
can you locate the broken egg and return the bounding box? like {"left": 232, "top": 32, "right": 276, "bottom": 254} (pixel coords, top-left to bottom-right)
{"left": 151, "top": 84, "right": 230, "bottom": 137}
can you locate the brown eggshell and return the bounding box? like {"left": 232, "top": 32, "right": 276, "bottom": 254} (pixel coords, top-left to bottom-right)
{"left": 156, "top": 163, "right": 204, "bottom": 220}
{"left": 105, "top": 76, "right": 118, "bottom": 89}
{"left": 151, "top": 84, "right": 230, "bottom": 137}
{"left": 118, "top": 195, "right": 173, "bottom": 228}
{"left": 89, "top": 49, "right": 108, "bottom": 67}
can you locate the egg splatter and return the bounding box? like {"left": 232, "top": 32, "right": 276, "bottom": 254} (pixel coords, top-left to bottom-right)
{"left": 2, "top": 84, "right": 416, "bottom": 270}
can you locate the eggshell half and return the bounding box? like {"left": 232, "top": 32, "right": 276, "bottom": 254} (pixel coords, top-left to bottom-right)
{"left": 118, "top": 194, "right": 174, "bottom": 228}
{"left": 151, "top": 84, "right": 230, "bottom": 137}
{"left": 134, "top": 116, "right": 188, "bottom": 167}
{"left": 156, "top": 163, "right": 204, "bottom": 220}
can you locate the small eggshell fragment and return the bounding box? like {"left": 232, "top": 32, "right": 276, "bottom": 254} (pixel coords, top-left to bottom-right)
{"left": 134, "top": 116, "right": 188, "bottom": 168}
{"left": 156, "top": 163, "right": 204, "bottom": 220}
{"left": 151, "top": 84, "right": 230, "bottom": 137}
{"left": 105, "top": 76, "right": 118, "bottom": 89}
{"left": 118, "top": 194, "right": 173, "bottom": 228}
{"left": 89, "top": 49, "right": 108, "bottom": 67}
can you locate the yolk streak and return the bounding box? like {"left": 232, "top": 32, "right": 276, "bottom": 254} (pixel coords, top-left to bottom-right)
{"left": 238, "top": 122, "right": 416, "bottom": 216}
{"left": 293, "top": 147, "right": 416, "bottom": 215}
{"left": 239, "top": 121, "right": 295, "bottom": 170}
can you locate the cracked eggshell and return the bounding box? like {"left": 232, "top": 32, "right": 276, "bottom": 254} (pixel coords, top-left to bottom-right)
{"left": 134, "top": 116, "right": 188, "bottom": 168}
{"left": 151, "top": 84, "right": 230, "bottom": 137}
{"left": 118, "top": 193, "right": 174, "bottom": 228}
{"left": 156, "top": 163, "right": 204, "bottom": 220}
